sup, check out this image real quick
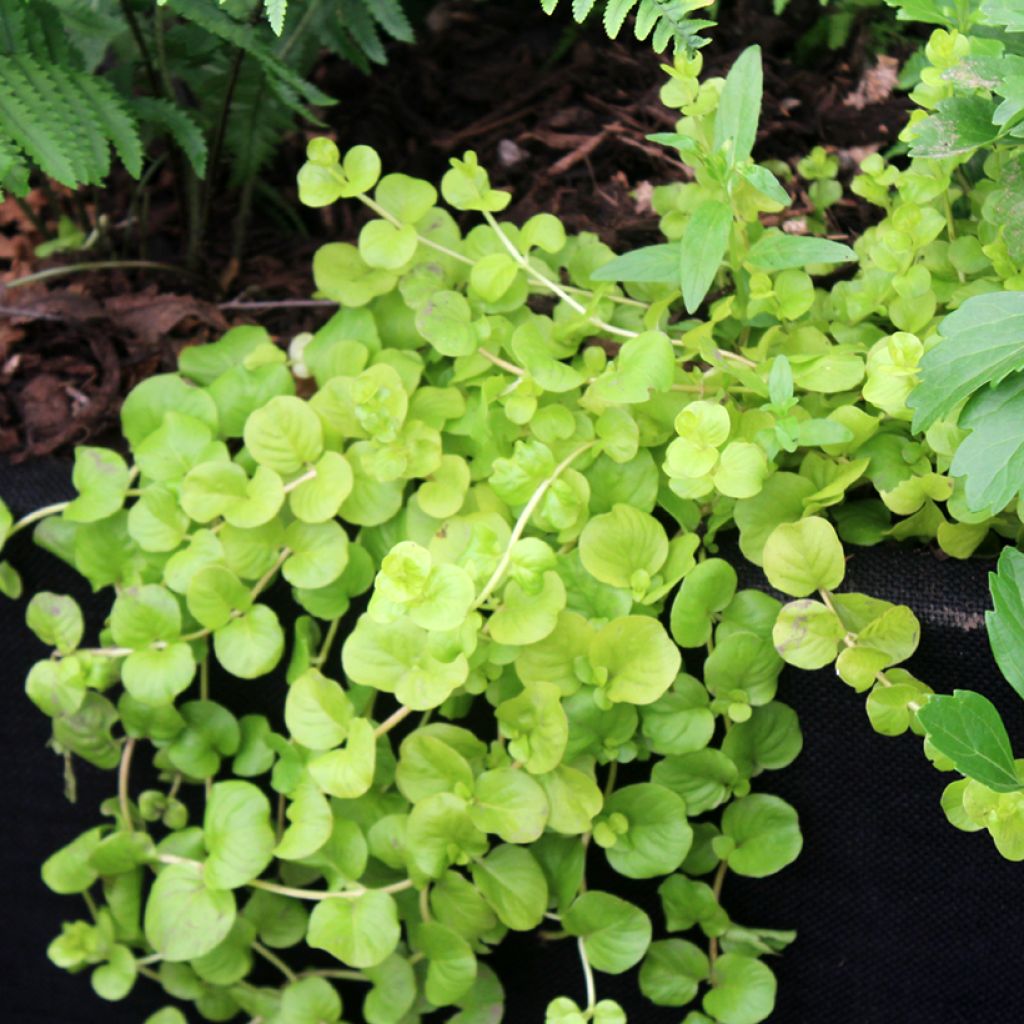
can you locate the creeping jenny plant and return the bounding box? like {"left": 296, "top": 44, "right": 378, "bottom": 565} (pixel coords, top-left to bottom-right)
{"left": 7, "top": 25, "right": 1024, "bottom": 1024}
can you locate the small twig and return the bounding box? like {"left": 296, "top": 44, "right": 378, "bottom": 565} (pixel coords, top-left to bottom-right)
{"left": 3, "top": 260, "right": 199, "bottom": 291}
{"left": 218, "top": 298, "right": 338, "bottom": 311}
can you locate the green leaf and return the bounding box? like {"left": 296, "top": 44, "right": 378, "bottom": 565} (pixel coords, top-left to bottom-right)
{"left": 590, "top": 243, "right": 680, "bottom": 284}
{"left": 440, "top": 151, "right": 510, "bottom": 212}
{"left": 122, "top": 644, "right": 197, "bottom": 707}
{"left": 395, "top": 729, "right": 474, "bottom": 804}
{"left": 721, "top": 703, "right": 802, "bottom": 776}
{"left": 416, "top": 290, "right": 477, "bottom": 357}
{"left": 908, "top": 94, "right": 1000, "bottom": 159}
{"left": 187, "top": 566, "right": 251, "bottom": 631}
{"left": 363, "top": 954, "right": 418, "bottom": 1024}
{"left": 719, "top": 794, "right": 803, "bottom": 877}
{"left": 589, "top": 331, "right": 675, "bottom": 404}
{"left": 289, "top": 451, "right": 354, "bottom": 523}
{"left": 42, "top": 827, "right": 105, "bottom": 894}
{"left": 283, "top": 520, "right": 350, "bottom": 589}
{"left": 600, "top": 783, "right": 692, "bottom": 879}
{"left": 746, "top": 230, "right": 857, "bottom": 271}
{"left": 641, "top": 676, "right": 716, "bottom": 756}
{"left": 279, "top": 977, "right": 342, "bottom": 1024}
{"left": 342, "top": 615, "right": 468, "bottom": 710}
{"left": 144, "top": 861, "right": 236, "bottom": 962}
{"left": 274, "top": 781, "right": 333, "bottom": 861}
{"left": 214, "top": 604, "right": 285, "bottom": 679}
{"left": 307, "top": 890, "right": 401, "bottom": 969}
{"left": 762, "top": 517, "right": 845, "bottom": 597}
{"left": 950, "top": 373, "right": 1024, "bottom": 513}
{"left": 470, "top": 767, "right": 549, "bottom": 843}
{"left": 285, "top": 669, "right": 354, "bottom": 750}
{"left": 359, "top": 219, "right": 418, "bottom": 270}
{"left": 702, "top": 953, "right": 777, "bottom": 1024}
{"left": 111, "top": 588, "right": 183, "bottom": 650}
{"left": 714, "top": 45, "right": 762, "bottom": 166}
{"left": 469, "top": 845, "right": 548, "bottom": 930}
{"left": 308, "top": 717, "right": 377, "bottom": 798}
{"left": 26, "top": 592, "right": 83, "bottom": 654}
{"left": 92, "top": 943, "right": 137, "bottom": 1001}
{"left": 639, "top": 939, "right": 710, "bottom": 1007}
{"left": 408, "top": 793, "right": 488, "bottom": 879}
{"left": 579, "top": 503, "right": 668, "bottom": 591}
{"left": 917, "top": 690, "right": 1022, "bottom": 793}
{"left": 590, "top": 616, "right": 681, "bottom": 705}
{"left": 564, "top": 891, "right": 652, "bottom": 974}
{"left": 497, "top": 681, "right": 568, "bottom": 774}
{"left": 244, "top": 395, "right": 324, "bottom": 475}
{"left": 909, "top": 291, "right": 1024, "bottom": 431}
{"left": 680, "top": 200, "right": 733, "bottom": 313}
{"left": 204, "top": 780, "right": 276, "bottom": 889}
{"left": 772, "top": 599, "right": 846, "bottom": 669}
{"left": 670, "top": 558, "right": 738, "bottom": 648}
{"left": 412, "top": 921, "right": 477, "bottom": 1006}
{"left": 65, "top": 447, "right": 130, "bottom": 523}
{"left": 988, "top": 548, "right": 1024, "bottom": 702}
{"left": 488, "top": 570, "right": 566, "bottom": 646}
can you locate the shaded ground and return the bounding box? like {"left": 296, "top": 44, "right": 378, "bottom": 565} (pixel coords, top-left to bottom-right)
{"left": 0, "top": 0, "right": 912, "bottom": 462}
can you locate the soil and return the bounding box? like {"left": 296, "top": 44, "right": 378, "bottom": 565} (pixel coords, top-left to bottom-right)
{"left": 0, "top": 0, "right": 912, "bottom": 464}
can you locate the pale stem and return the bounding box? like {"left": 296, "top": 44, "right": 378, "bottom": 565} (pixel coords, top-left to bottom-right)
{"left": 248, "top": 876, "right": 415, "bottom": 902}
{"left": 118, "top": 737, "right": 136, "bottom": 834}
{"left": 251, "top": 547, "right": 292, "bottom": 601}
{"left": 578, "top": 936, "right": 597, "bottom": 1011}
{"left": 300, "top": 968, "right": 368, "bottom": 983}
{"left": 474, "top": 440, "right": 596, "bottom": 608}
{"left": 482, "top": 211, "right": 637, "bottom": 340}
{"left": 314, "top": 616, "right": 343, "bottom": 668}
{"left": 282, "top": 466, "right": 318, "bottom": 494}
{"left": 154, "top": 853, "right": 417, "bottom": 901}
{"left": 709, "top": 860, "right": 728, "bottom": 968}
{"left": 252, "top": 940, "right": 297, "bottom": 983}
{"left": 374, "top": 704, "right": 414, "bottom": 738}
{"left": 478, "top": 348, "right": 525, "bottom": 376}
{"left": 7, "top": 501, "right": 71, "bottom": 538}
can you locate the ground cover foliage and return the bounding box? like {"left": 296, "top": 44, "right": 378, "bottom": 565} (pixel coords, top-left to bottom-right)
{"left": 5, "top": 0, "right": 1024, "bottom": 1021}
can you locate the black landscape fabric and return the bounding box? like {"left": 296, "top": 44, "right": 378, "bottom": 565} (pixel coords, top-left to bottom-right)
{"left": 2, "top": 458, "right": 1022, "bottom": 1024}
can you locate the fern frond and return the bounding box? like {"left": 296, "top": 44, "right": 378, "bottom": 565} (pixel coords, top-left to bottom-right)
{"left": 16, "top": 57, "right": 109, "bottom": 183}
{"left": 0, "top": 0, "right": 27, "bottom": 55}
{"left": 24, "top": 1, "right": 78, "bottom": 68}
{"left": 265, "top": 0, "right": 287, "bottom": 36}
{"left": 573, "top": 0, "right": 597, "bottom": 22}
{"left": 224, "top": 67, "right": 296, "bottom": 188}
{"left": 542, "top": 0, "right": 713, "bottom": 53}
{"left": 165, "top": 0, "right": 334, "bottom": 108}
{"left": 603, "top": 0, "right": 639, "bottom": 38}
{"left": 365, "top": 0, "right": 413, "bottom": 44}
{"left": 338, "top": 0, "right": 386, "bottom": 65}
{"left": 636, "top": 0, "right": 713, "bottom": 52}
{"left": 44, "top": 0, "right": 124, "bottom": 73}
{"left": 0, "top": 133, "right": 30, "bottom": 198}
{"left": 133, "top": 96, "right": 208, "bottom": 178}
{"left": 78, "top": 75, "right": 143, "bottom": 179}
{"left": 0, "top": 56, "right": 80, "bottom": 186}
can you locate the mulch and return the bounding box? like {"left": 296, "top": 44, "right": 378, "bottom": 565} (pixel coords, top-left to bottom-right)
{"left": 0, "top": 0, "right": 912, "bottom": 463}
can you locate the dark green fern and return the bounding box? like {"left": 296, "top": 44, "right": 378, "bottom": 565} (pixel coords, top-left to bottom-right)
{"left": 0, "top": 0, "right": 417, "bottom": 206}
{"left": 541, "top": 0, "right": 715, "bottom": 53}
